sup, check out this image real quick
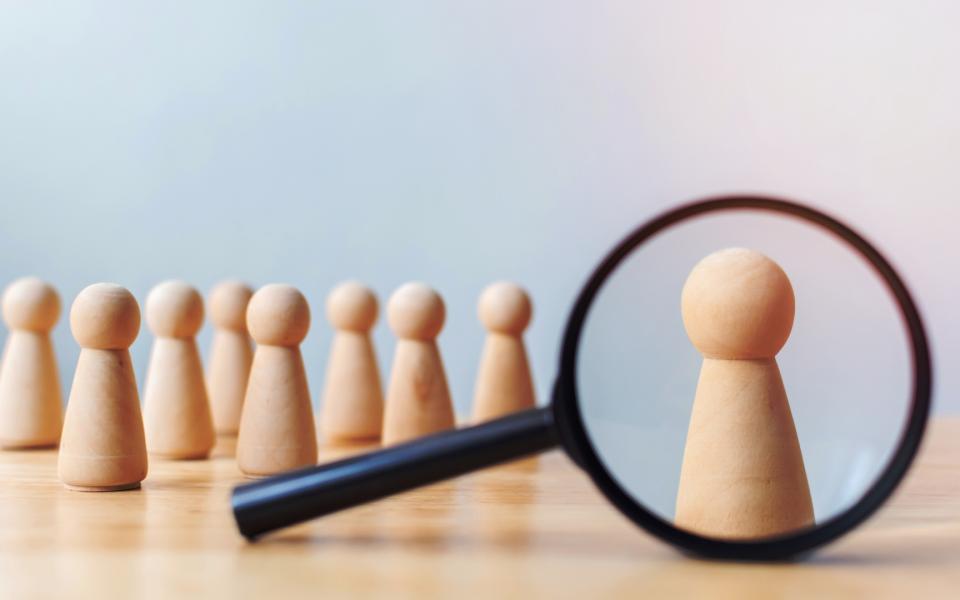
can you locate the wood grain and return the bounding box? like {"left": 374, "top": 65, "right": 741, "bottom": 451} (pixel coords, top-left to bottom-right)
{"left": 1, "top": 418, "right": 959, "bottom": 598}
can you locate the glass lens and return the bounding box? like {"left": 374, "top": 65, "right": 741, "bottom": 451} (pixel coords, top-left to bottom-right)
{"left": 576, "top": 210, "right": 912, "bottom": 541}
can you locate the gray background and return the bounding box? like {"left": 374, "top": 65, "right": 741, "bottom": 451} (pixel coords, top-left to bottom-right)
{"left": 0, "top": 1, "right": 956, "bottom": 431}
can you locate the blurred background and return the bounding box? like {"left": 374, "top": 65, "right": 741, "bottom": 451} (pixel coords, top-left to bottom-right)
{"left": 0, "top": 1, "right": 956, "bottom": 418}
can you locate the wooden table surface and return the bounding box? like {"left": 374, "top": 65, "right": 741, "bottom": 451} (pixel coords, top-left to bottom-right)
{"left": 1, "top": 418, "right": 959, "bottom": 599}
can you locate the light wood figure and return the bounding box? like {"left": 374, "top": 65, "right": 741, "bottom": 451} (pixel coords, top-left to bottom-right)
{"left": 58, "top": 283, "right": 147, "bottom": 491}
{"left": 206, "top": 281, "right": 254, "bottom": 436}
{"left": 674, "top": 248, "right": 814, "bottom": 539}
{"left": 143, "top": 281, "right": 215, "bottom": 460}
{"left": 320, "top": 282, "right": 384, "bottom": 444}
{"left": 0, "top": 278, "right": 63, "bottom": 449}
{"left": 471, "top": 282, "right": 536, "bottom": 423}
{"left": 382, "top": 283, "right": 455, "bottom": 446}
{"left": 236, "top": 284, "right": 317, "bottom": 477}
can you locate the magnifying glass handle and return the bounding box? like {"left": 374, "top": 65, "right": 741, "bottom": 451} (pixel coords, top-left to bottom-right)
{"left": 232, "top": 406, "right": 558, "bottom": 539}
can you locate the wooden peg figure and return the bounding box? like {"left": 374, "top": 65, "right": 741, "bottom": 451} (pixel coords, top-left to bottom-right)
{"left": 236, "top": 284, "right": 317, "bottom": 477}
{"left": 58, "top": 283, "right": 148, "bottom": 491}
{"left": 320, "top": 282, "right": 384, "bottom": 444}
{"left": 0, "top": 277, "right": 63, "bottom": 449}
{"left": 471, "top": 282, "right": 536, "bottom": 423}
{"left": 674, "top": 248, "right": 814, "bottom": 539}
{"left": 206, "top": 281, "right": 254, "bottom": 436}
{"left": 143, "top": 281, "right": 215, "bottom": 459}
{"left": 382, "top": 282, "right": 455, "bottom": 446}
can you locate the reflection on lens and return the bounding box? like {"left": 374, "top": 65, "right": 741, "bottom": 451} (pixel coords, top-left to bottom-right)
{"left": 578, "top": 211, "right": 911, "bottom": 542}
{"left": 675, "top": 248, "right": 813, "bottom": 539}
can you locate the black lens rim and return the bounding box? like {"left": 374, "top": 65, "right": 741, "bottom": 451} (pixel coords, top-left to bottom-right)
{"left": 552, "top": 195, "right": 933, "bottom": 560}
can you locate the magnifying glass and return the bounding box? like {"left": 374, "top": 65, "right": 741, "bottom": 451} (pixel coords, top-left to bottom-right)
{"left": 231, "top": 196, "right": 931, "bottom": 560}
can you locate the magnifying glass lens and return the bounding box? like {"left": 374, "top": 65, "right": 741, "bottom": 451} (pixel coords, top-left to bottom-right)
{"left": 577, "top": 210, "right": 912, "bottom": 541}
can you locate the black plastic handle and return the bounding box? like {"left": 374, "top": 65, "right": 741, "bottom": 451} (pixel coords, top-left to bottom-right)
{"left": 232, "top": 406, "right": 559, "bottom": 539}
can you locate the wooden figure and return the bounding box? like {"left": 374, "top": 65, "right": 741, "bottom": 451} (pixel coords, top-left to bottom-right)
{"left": 143, "top": 281, "right": 215, "bottom": 460}
{"left": 382, "top": 282, "right": 455, "bottom": 446}
{"left": 236, "top": 284, "right": 317, "bottom": 477}
{"left": 319, "top": 282, "right": 383, "bottom": 444}
{"left": 58, "top": 283, "right": 148, "bottom": 491}
{"left": 471, "top": 282, "right": 536, "bottom": 423}
{"left": 674, "top": 248, "right": 814, "bottom": 539}
{"left": 206, "top": 281, "right": 254, "bottom": 436}
{"left": 0, "top": 277, "right": 63, "bottom": 449}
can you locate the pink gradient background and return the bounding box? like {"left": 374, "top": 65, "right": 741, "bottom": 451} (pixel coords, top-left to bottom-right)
{"left": 0, "top": 2, "right": 955, "bottom": 416}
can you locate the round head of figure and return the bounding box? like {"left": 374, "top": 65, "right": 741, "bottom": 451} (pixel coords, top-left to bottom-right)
{"left": 146, "top": 280, "right": 204, "bottom": 338}
{"left": 478, "top": 281, "right": 532, "bottom": 335}
{"left": 70, "top": 283, "right": 141, "bottom": 350}
{"left": 387, "top": 282, "right": 445, "bottom": 341}
{"left": 246, "top": 284, "right": 311, "bottom": 346}
{"left": 327, "top": 281, "right": 378, "bottom": 333}
{"left": 681, "top": 248, "right": 795, "bottom": 359}
{"left": 2, "top": 277, "right": 61, "bottom": 333}
{"left": 208, "top": 280, "right": 254, "bottom": 332}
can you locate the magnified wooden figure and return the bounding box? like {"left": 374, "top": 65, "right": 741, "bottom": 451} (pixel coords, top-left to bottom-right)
{"left": 675, "top": 248, "right": 814, "bottom": 539}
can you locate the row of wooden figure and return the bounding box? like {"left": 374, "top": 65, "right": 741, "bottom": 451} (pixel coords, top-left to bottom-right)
{"left": 0, "top": 278, "right": 536, "bottom": 491}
